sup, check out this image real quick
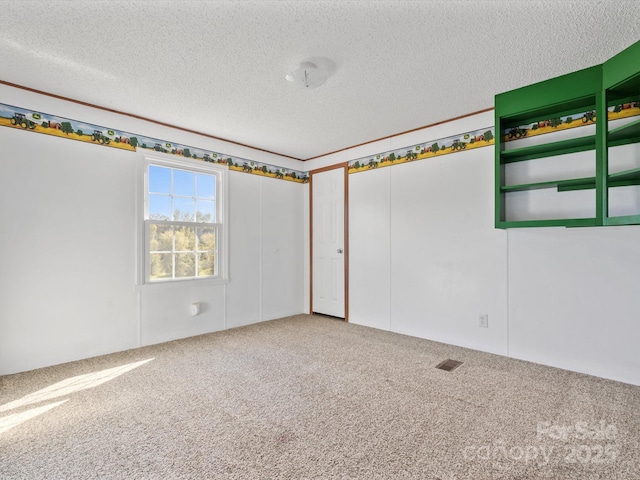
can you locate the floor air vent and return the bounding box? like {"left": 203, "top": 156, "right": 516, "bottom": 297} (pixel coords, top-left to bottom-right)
{"left": 436, "top": 359, "right": 463, "bottom": 372}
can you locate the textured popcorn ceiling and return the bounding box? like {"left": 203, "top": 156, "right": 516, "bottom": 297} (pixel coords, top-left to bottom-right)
{"left": 2, "top": 0, "right": 639, "bottom": 160}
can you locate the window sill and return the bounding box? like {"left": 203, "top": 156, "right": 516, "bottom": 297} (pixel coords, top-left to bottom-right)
{"left": 135, "top": 277, "right": 230, "bottom": 291}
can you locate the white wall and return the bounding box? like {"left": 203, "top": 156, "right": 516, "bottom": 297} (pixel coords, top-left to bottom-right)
{"left": 508, "top": 227, "right": 640, "bottom": 385}
{"left": 226, "top": 171, "right": 263, "bottom": 328}
{"left": 325, "top": 110, "right": 640, "bottom": 386}
{"left": 388, "top": 143, "right": 508, "bottom": 355}
{"left": 226, "top": 171, "right": 305, "bottom": 328}
{"left": 346, "top": 111, "right": 508, "bottom": 355}
{"left": 0, "top": 84, "right": 306, "bottom": 375}
{"left": 349, "top": 167, "right": 391, "bottom": 331}
{"left": 3, "top": 82, "right": 639, "bottom": 387}
{"left": 0, "top": 127, "right": 139, "bottom": 373}
{"left": 261, "top": 178, "right": 305, "bottom": 321}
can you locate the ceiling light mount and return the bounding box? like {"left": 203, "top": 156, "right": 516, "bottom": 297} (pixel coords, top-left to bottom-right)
{"left": 286, "top": 61, "right": 328, "bottom": 90}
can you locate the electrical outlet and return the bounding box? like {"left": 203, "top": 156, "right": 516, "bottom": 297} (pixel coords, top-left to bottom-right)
{"left": 479, "top": 314, "right": 489, "bottom": 328}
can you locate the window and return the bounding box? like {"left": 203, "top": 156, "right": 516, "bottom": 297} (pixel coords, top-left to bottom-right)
{"left": 142, "top": 154, "right": 228, "bottom": 283}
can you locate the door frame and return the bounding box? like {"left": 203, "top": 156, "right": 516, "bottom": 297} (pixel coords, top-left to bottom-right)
{"left": 309, "top": 162, "right": 349, "bottom": 321}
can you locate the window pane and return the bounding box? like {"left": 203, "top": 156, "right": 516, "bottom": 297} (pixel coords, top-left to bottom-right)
{"left": 173, "top": 197, "right": 195, "bottom": 221}
{"left": 197, "top": 173, "right": 215, "bottom": 200}
{"left": 150, "top": 253, "right": 172, "bottom": 280}
{"left": 145, "top": 161, "right": 224, "bottom": 283}
{"left": 149, "top": 224, "right": 173, "bottom": 252}
{"left": 198, "top": 252, "right": 215, "bottom": 277}
{"left": 149, "top": 165, "right": 171, "bottom": 194}
{"left": 196, "top": 200, "right": 216, "bottom": 222}
{"left": 174, "top": 170, "right": 195, "bottom": 197}
{"left": 148, "top": 194, "right": 172, "bottom": 221}
{"left": 174, "top": 225, "right": 195, "bottom": 251}
{"left": 197, "top": 227, "right": 216, "bottom": 251}
{"left": 175, "top": 253, "right": 196, "bottom": 278}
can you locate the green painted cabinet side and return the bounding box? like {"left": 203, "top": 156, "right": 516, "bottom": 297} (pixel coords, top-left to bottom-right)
{"left": 495, "top": 65, "right": 602, "bottom": 123}
{"left": 603, "top": 39, "right": 640, "bottom": 89}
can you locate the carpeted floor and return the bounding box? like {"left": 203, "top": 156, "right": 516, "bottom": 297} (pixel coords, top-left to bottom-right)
{"left": 1, "top": 314, "right": 639, "bottom": 479}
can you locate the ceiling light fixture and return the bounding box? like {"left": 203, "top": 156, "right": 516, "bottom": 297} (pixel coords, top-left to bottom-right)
{"left": 286, "top": 61, "right": 328, "bottom": 89}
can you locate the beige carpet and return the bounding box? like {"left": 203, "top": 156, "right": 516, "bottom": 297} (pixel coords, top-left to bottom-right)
{"left": 1, "top": 314, "right": 638, "bottom": 479}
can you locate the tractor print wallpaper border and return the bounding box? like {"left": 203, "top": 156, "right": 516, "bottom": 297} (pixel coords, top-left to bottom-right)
{"left": 0, "top": 103, "right": 309, "bottom": 183}
{"left": 348, "top": 102, "right": 640, "bottom": 174}
{"left": 5, "top": 101, "right": 637, "bottom": 179}
{"left": 502, "top": 102, "right": 640, "bottom": 142}
{"left": 348, "top": 127, "right": 495, "bottom": 173}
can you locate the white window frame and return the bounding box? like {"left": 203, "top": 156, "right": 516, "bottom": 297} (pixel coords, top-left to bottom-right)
{"left": 137, "top": 151, "right": 229, "bottom": 285}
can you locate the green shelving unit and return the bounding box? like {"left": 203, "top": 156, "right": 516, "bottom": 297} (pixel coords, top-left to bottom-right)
{"left": 495, "top": 39, "right": 640, "bottom": 228}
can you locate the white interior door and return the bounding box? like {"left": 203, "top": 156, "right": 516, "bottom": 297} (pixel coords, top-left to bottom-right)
{"left": 312, "top": 167, "right": 345, "bottom": 318}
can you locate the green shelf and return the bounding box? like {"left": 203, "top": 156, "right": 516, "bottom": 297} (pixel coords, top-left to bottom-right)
{"left": 608, "top": 117, "right": 640, "bottom": 146}
{"left": 604, "top": 214, "right": 640, "bottom": 226}
{"left": 496, "top": 218, "right": 597, "bottom": 229}
{"left": 555, "top": 168, "right": 640, "bottom": 192}
{"left": 609, "top": 167, "right": 640, "bottom": 186}
{"left": 501, "top": 135, "right": 596, "bottom": 163}
{"left": 502, "top": 176, "right": 596, "bottom": 193}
